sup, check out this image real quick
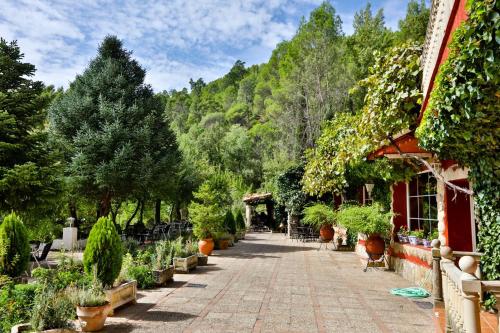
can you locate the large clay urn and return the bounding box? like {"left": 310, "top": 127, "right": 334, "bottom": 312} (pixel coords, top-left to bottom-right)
{"left": 198, "top": 239, "right": 215, "bottom": 256}
{"left": 319, "top": 224, "right": 334, "bottom": 242}
{"left": 365, "top": 234, "right": 385, "bottom": 260}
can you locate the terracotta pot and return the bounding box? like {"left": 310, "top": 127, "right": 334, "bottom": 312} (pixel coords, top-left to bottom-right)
{"left": 365, "top": 234, "right": 385, "bottom": 260}
{"left": 76, "top": 303, "right": 111, "bottom": 332}
{"left": 198, "top": 238, "right": 214, "bottom": 256}
{"left": 218, "top": 239, "right": 229, "bottom": 250}
{"left": 319, "top": 224, "right": 334, "bottom": 242}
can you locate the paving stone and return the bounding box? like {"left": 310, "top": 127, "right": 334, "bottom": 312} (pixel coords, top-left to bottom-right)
{"left": 105, "top": 233, "right": 434, "bottom": 332}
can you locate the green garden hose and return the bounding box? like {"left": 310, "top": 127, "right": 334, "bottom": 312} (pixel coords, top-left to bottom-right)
{"left": 390, "top": 287, "right": 430, "bottom": 299}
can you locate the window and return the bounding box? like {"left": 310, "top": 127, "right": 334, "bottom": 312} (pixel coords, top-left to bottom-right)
{"left": 408, "top": 172, "right": 438, "bottom": 235}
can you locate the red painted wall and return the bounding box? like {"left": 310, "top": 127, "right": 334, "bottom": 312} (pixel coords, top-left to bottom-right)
{"left": 392, "top": 182, "right": 407, "bottom": 233}
{"left": 418, "top": 0, "right": 469, "bottom": 124}
{"left": 445, "top": 179, "right": 473, "bottom": 251}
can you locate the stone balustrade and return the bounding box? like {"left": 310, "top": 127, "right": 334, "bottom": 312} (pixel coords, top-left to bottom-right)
{"left": 432, "top": 241, "right": 500, "bottom": 333}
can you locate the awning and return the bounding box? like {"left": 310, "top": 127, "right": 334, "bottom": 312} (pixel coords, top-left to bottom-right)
{"left": 243, "top": 193, "right": 273, "bottom": 205}
{"left": 368, "top": 132, "right": 432, "bottom": 160}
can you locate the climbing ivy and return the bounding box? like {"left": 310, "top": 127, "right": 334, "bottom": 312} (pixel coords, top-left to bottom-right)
{"left": 416, "top": 0, "right": 499, "bottom": 281}
{"left": 303, "top": 43, "right": 422, "bottom": 197}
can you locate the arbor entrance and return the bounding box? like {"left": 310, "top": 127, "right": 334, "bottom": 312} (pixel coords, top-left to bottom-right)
{"left": 242, "top": 193, "right": 274, "bottom": 231}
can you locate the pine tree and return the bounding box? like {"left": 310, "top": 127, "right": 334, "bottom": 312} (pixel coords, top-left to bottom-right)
{"left": 0, "top": 38, "right": 61, "bottom": 214}
{"left": 49, "top": 36, "right": 180, "bottom": 218}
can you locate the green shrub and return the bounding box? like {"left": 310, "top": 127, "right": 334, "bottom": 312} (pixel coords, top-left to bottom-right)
{"left": 32, "top": 266, "right": 91, "bottom": 291}
{"left": 170, "top": 237, "right": 188, "bottom": 258}
{"left": 83, "top": 217, "right": 123, "bottom": 287}
{"left": 0, "top": 212, "right": 30, "bottom": 277}
{"left": 122, "top": 238, "right": 139, "bottom": 256}
{"left": 235, "top": 210, "right": 245, "bottom": 231}
{"left": 151, "top": 240, "right": 173, "bottom": 270}
{"left": 126, "top": 265, "right": 155, "bottom": 289}
{"left": 224, "top": 210, "right": 236, "bottom": 235}
{"left": 302, "top": 203, "right": 336, "bottom": 230}
{"left": 30, "top": 286, "right": 74, "bottom": 331}
{"left": 336, "top": 204, "right": 392, "bottom": 237}
{"left": 0, "top": 283, "right": 39, "bottom": 332}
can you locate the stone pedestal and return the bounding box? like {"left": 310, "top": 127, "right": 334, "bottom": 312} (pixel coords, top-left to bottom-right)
{"left": 63, "top": 227, "right": 78, "bottom": 250}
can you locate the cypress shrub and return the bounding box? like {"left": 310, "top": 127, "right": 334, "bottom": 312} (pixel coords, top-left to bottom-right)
{"left": 224, "top": 210, "right": 236, "bottom": 235}
{"left": 235, "top": 210, "right": 245, "bottom": 231}
{"left": 0, "top": 212, "right": 30, "bottom": 277}
{"left": 83, "top": 217, "right": 123, "bottom": 287}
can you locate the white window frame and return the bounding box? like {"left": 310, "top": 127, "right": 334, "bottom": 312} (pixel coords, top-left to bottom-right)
{"left": 406, "top": 171, "right": 439, "bottom": 232}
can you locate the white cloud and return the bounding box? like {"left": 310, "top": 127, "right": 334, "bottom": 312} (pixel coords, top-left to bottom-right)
{"left": 0, "top": 0, "right": 412, "bottom": 91}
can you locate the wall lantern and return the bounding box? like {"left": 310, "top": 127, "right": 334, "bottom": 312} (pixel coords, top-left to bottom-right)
{"left": 365, "top": 183, "right": 375, "bottom": 198}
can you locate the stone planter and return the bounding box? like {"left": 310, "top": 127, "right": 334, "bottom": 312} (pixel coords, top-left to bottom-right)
{"left": 105, "top": 280, "right": 137, "bottom": 316}
{"left": 153, "top": 265, "right": 174, "bottom": 286}
{"left": 76, "top": 303, "right": 111, "bottom": 332}
{"left": 197, "top": 254, "right": 208, "bottom": 266}
{"left": 173, "top": 255, "right": 197, "bottom": 273}
{"left": 11, "top": 324, "right": 76, "bottom": 333}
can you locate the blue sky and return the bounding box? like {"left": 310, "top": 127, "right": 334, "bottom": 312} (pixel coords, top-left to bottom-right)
{"left": 0, "top": 0, "right": 418, "bottom": 91}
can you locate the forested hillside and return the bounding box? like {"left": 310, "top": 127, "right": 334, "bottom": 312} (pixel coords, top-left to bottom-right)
{"left": 163, "top": 1, "right": 429, "bottom": 214}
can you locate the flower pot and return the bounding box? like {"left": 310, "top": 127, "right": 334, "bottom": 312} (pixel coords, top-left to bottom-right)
{"left": 198, "top": 238, "right": 214, "bottom": 256}
{"left": 76, "top": 303, "right": 111, "bottom": 332}
{"left": 105, "top": 280, "right": 137, "bottom": 316}
{"left": 365, "top": 234, "right": 385, "bottom": 260}
{"left": 174, "top": 255, "right": 198, "bottom": 273}
{"left": 319, "top": 224, "right": 334, "bottom": 242}
{"left": 217, "top": 239, "right": 229, "bottom": 250}
{"left": 197, "top": 254, "right": 208, "bottom": 266}
{"left": 408, "top": 235, "right": 418, "bottom": 246}
{"left": 398, "top": 234, "right": 408, "bottom": 243}
{"left": 153, "top": 265, "right": 174, "bottom": 286}
{"left": 11, "top": 324, "right": 76, "bottom": 333}
{"left": 423, "top": 239, "right": 432, "bottom": 248}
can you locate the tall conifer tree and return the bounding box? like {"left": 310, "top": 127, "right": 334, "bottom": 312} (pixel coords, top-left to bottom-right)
{"left": 50, "top": 36, "right": 179, "bottom": 219}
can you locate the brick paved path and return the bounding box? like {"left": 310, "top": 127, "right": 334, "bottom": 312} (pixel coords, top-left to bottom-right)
{"left": 105, "top": 233, "right": 435, "bottom": 332}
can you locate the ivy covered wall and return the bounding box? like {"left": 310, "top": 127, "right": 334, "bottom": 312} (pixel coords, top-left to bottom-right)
{"left": 416, "top": 0, "right": 499, "bottom": 282}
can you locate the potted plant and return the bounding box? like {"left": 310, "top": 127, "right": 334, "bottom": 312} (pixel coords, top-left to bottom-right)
{"left": 424, "top": 229, "right": 439, "bottom": 248}
{"left": 408, "top": 230, "right": 424, "bottom": 246}
{"left": 235, "top": 211, "right": 246, "bottom": 240}
{"left": 215, "top": 232, "right": 231, "bottom": 250}
{"left": 151, "top": 241, "right": 174, "bottom": 286}
{"left": 172, "top": 238, "right": 198, "bottom": 273}
{"left": 189, "top": 174, "right": 231, "bottom": 256}
{"left": 69, "top": 278, "right": 110, "bottom": 332}
{"left": 302, "top": 203, "right": 336, "bottom": 242}
{"left": 336, "top": 204, "right": 392, "bottom": 260}
{"left": 83, "top": 217, "right": 136, "bottom": 315}
{"left": 397, "top": 225, "right": 409, "bottom": 243}
{"left": 11, "top": 286, "right": 76, "bottom": 333}
{"left": 185, "top": 239, "right": 207, "bottom": 266}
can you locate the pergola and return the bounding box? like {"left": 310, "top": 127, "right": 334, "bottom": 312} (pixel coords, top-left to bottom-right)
{"left": 242, "top": 193, "right": 274, "bottom": 228}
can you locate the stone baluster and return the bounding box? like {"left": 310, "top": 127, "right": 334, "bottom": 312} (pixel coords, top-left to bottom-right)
{"left": 440, "top": 246, "right": 454, "bottom": 333}
{"left": 432, "top": 239, "right": 443, "bottom": 302}
{"left": 459, "top": 256, "right": 481, "bottom": 333}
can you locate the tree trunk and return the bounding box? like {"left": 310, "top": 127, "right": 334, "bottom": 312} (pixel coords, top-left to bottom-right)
{"left": 139, "top": 200, "right": 145, "bottom": 224}
{"left": 110, "top": 201, "right": 122, "bottom": 227}
{"left": 98, "top": 192, "right": 112, "bottom": 217}
{"left": 124, "top": 200, "right": 140, "bottom": 231}
{"left": 155, "top": 199, "right": 161, "bottom": 224}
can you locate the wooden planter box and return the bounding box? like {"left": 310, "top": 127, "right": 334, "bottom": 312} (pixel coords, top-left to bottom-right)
{"left": 105, "top": 280, "right": 137, "bottom": 316}
{"left": 11, "top": 324, "right": 76, "bottom": 333}
{"left": 174, "top": 255, "right": 197, "bottom": 273}
{"left": 197, "top": 254, "right": 208, "bottom": 266}
{"left": 153, "top": 265, "right": 174, "bottom": 286}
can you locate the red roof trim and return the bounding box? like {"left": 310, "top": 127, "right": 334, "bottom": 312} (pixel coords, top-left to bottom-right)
{"left": 368, "top": 133, "right": 429, "bottom": 160}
